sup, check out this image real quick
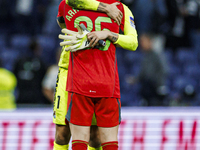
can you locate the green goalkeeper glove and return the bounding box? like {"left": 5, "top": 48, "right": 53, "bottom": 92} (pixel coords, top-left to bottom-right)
{"left": 58, "top": 24, "right": 90, "bottom": 52}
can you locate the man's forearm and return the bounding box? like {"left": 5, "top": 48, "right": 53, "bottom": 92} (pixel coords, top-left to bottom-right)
{"left": 66, "top": 0, "right": 123, "bottom": 25}
{"left": 114, "top": 34, "right": 138, "bottom": 51}
{"left": 107, "top": 32, "right": 119, "bottom": 43}
{"left": 97, "top": 3, "right": 109, "bottom": 13}
{"left": 67, "top": 0, "right": 85, "bottom": 9}
{"left": 67, "top": 0, "right": 99, "bottom": 11}
{"left": 108, "top": 31, "right": 138, "bottom": 51}
{"left": 67, "top": 0, "right": 112, "bottom": 14}
{"left": 116, "top": 4, "right": 138, "bottom": 51}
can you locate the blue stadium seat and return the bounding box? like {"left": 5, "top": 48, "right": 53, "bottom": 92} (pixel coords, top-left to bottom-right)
{"left": 168, "top": 64, "right": 181, "bottom": 78}
{"left": 0, "top": 34, "right": 6, "bottom": 49}
{"left": 119, "top": 76, "right": 132, "bottom": 92}
{"left": 117, "top": 62, "right": 127, "bottom": 77}
{"left": 120, "top": 91, "right": 140, "bottom": 106}
{"left": 176, "top": 49, "right": 198, "bottom": 66}
{"left": 184, "top": 64, "right": 200, "bottom": 79}
{"left": 10, "top": 34, "right": 31, "bottom": 49}
{"left": 36, "top": 35, "right": 57, "bottom": 65}
{"left": 124, "top": 50, "right": 142, "bottom": 64}
{"left": 172, "top": 75, "right": 197, "bottom": 92}
{"left": 116, "top": 48, "right": 125, "bottom": 64}
{"left": 130, "top": 65, "right": 140, "bottom": 76}
{"left": 191, "top": 31, "right": 200, "bottom": 51}
{"left": 0, "top": 48, "right": 20, "bottom": 71}
{"left": 165, "top": 78, "right": 173, "bottom": 92}
{"left": 36, "top": 35, "right": 56, "bottom": 50}
{"left": 164, "top": 50, "right": 174, "bottom": 64}
{"left": 190, "top": 93, "right": 200, "bottom": 106}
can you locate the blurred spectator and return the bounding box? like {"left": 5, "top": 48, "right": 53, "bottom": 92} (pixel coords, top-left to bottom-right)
{"left": 151, "top": 0, "right": 168, "bottom": 34}
{"left": 131, "top": 0, "right": 167, "bottom": 35}
{"left": 42, "top": 47, "right": 61, "bottom": 103}
{"left": 0, "top": 1, "right": 9, "bottom": 19}
{"left": 131, "top": 0, "right": 168, "bottom": 56}
{"left": 126, "top": 33, "right": 168, "bottom": 106}
{"left": 164, "top": 0, "right": 199, "bottom": 51}
{"left": 183, "top": 0, "right": 200, "bottom": 30}
{"left": 0, "top": 0, "right": 199, "bottom": 107}
{"left": 13, "top": 39, "right": 49, "bottom": 104}
{"left": 0, "top": 1, "right": 14, "bottom": 33}
{"left": 131, "top": 0, "right": 154, "bottom": 34}
{"left": 0, "top": 59, "right": 17, "bottom": 110}
{"left": 14, "top": 0, "right": 49, "bottom": 35}
{"left": 170, "top": 84, "right": 198, "bottom": 106}
{"left": 42, "top": 0, "right": 61, "bottom": 35}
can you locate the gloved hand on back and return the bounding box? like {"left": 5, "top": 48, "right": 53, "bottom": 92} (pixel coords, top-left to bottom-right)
{"left": 59, "top": 24, "right": 90, "bottom": 52}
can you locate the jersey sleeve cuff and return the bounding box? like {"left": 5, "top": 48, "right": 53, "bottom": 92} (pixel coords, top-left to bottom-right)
{"left": 114, "top": 34, "right": 120, "bottom": 45}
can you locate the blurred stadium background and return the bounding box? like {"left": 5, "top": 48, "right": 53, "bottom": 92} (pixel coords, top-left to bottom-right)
{"left": 0, "top": 0, "right": 200, "bottom": 149}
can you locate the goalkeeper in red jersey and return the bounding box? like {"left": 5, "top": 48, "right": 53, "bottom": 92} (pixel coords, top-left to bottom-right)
{"left": 54, "top": 1, "right": 125, "bottom": 150}
{"left": 54, "top": 0, "right": 138, "bottom": 150}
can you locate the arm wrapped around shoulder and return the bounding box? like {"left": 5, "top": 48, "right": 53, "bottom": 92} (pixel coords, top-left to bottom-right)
{"left": 66, "top": 0, "right": 99, "bottom": 11}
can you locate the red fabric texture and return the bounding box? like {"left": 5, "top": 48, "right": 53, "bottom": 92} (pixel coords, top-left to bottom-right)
{"left": 57, "top": 0, "right": 125, "bottom": 98}
{"left": 72, "top": 140, "right": 88, "bottom": 150}
{"left": 67, "top": 92, "right": 121, "bottom": 127}
{"left": 102, "top": 141, "right": 118, "bottom": 150}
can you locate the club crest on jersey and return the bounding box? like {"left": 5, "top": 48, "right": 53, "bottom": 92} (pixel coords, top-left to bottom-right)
{"left": 130, "top": 17, "right": 135, "bottom": 28}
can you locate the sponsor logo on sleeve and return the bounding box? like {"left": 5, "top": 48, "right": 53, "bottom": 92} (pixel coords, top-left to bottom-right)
{"left": 130, "top": 16, "right": 135, "bottom": 28}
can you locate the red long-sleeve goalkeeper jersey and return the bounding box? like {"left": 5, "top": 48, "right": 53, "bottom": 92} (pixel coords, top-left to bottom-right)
{"left": 57, "top": 0, "right": 125, "bottom": 98}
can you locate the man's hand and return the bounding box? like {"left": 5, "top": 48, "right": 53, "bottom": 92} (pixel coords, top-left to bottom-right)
{"left": 87, "top": 31, "right": 109, "bottom": 47}
{"left": 66, "top": 0, "right": 123, "bottom": 25}
{"left": 87, "top": 30, "right": 119, "bottom": 47}
{"left": 98, "top": 2, "right": 123, "bottom": 25}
